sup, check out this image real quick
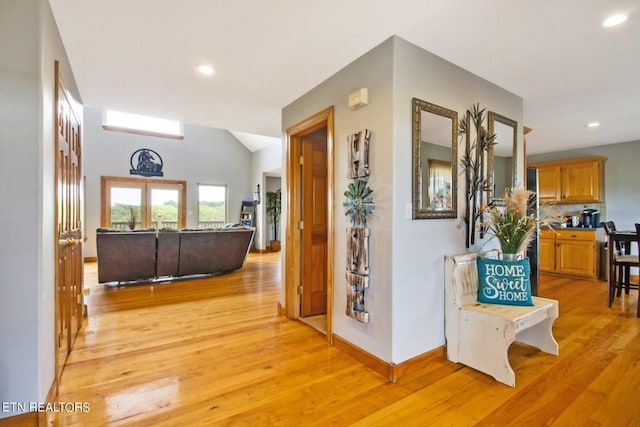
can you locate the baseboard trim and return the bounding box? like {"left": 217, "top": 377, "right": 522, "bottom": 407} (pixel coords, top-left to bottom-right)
{"left": 41, "top": 373, "right": 59, "bottom": 425}
{"left": 0, "top": 412, "right": 38, "bottom": 426}
{"left": 332, "top": 334, "right": 391, "bottom": 381}
{"left": 332, "top": 335, "right": 446, "bottom": 384}
{"left": 389, "top": 346, "right": 446, "bottom": 383}
{"left": 0, "top": 375, "right": 59, "bottom": 426}
{"left": 277, "top": 302, "right": 286, "bottom": 316}
{"left": 250, "top": 248, "right": 266, "bottom": 254}
{"left": 47, "top": 379, "right": 57, "bottom": 401}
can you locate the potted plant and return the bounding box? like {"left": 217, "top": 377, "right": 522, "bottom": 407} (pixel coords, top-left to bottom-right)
{"left": 127, "top": 205, "right": 138, "bottom": 230}
{"left": 483, "top": 189, "right": 536, "bottom": 259}
{"left": 266, "top": 189, "right": 281, "bottom": 252}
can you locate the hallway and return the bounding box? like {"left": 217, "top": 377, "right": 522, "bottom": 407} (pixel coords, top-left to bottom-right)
{"left": 45, "top": 253, "right": 640, "bottom": 425}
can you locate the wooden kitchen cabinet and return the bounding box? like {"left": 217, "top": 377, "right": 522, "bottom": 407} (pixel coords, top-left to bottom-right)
{"left": 539, "top": 233, "right": 556, "bottom": 272}
{"left": 561, "top": 159, "right": 603, "bottom": 203}
{"left": 537, "top": 165, "right": 561, "bottom": 203}
{"left": 539, "top": 229, "right": 597, "bottom": 279}
{"left": 556, "top": 238, "right": 595, "bottom": 277}
{"left": 532, "top": 157, "right": 605, "bottom": 204}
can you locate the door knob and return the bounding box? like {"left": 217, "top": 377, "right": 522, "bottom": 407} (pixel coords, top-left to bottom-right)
{"left": 66, "top": 238, "right": 82, "bottom": 246}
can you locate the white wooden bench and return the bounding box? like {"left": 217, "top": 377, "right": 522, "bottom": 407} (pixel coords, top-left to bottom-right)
{"left": 444, "top": 252, "right": 559, "bottom": 387}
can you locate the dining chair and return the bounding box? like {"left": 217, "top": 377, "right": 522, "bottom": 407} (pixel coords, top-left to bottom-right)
{"left": 601, "top": 221, "right": 639, "bottom": 307}
{"left": 635, "top": 223, "right": 640, "bottom": 317}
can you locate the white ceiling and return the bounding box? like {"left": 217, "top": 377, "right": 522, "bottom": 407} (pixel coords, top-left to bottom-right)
{"left": 48, "top": 0, "right": 639, "bottom": 154}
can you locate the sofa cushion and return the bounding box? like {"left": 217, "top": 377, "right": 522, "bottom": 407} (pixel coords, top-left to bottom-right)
{"left": 178, "top": 229, "right": 254, "bottom": 276}
{"left": 156, "top": 230, "right": 180, "bottom": 277}
{"left": 96, "top": 230, "right": 157, "bottom": 283}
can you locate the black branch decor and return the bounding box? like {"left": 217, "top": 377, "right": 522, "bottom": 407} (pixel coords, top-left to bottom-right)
{"left": 459, "top": 103, "right": 496, "bottom": 248}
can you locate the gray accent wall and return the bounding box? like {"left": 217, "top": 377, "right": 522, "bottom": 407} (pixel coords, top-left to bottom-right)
{"left": 392, "top": 37, "right": 523, "bottom": 362}
{"left": 83, "top": 107, "right": 253, "bottom": 258}
{"left": 0, "top": 0, "right": 80, "bottom": 417}
{"left": 283, "top": 37, "right": 396, "bottom": 361}
{"left": 282, "top": 36, "right": 524, "bottom": 364}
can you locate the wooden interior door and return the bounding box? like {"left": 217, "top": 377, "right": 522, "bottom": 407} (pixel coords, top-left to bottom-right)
{"left": 55, "top": 62, "right": 84, "bottom": 384}
{"left": 300, "top": 134, "right": 328, "bottom": 316}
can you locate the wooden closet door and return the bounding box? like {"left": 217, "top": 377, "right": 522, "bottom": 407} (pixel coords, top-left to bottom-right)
{"left": 55, "top": 61, "right": 83, "bottom": 385}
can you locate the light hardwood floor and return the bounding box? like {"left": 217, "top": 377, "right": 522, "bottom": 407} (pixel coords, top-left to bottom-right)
{"left": 46, "top": 252, "right": 640, "bottom": 426}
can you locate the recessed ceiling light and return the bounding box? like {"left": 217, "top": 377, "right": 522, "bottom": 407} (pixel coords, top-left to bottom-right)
{"left": 603, "top": 13, "right": 627, "bottom": 27}
{"left": 587, "top": 122, "right": 600, "bottom": 128}
{"left": 195, "top": 64, "right": 215, "bottom": 76}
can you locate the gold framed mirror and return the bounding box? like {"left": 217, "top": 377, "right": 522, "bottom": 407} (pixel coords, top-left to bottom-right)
{"left": 412, "top": 98, "right": 458, "bottom": 219}
{"left": 487, "top": 111, "right": 517, "bottom": 203}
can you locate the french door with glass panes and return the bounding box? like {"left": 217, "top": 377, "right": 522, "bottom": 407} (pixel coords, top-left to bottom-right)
{"left": 101, "top": 176, "right": 187, "bottom": 230}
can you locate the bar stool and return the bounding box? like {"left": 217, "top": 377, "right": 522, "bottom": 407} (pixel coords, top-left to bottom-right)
{"left": 635, "top": 224, "right": 640, "bottom": 317}
{"left": 601, "top": 221, "right": 639, "bottom": 307}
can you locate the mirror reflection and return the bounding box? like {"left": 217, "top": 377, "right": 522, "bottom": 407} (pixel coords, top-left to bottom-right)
{"left": 487, "top": 112, "right": 517, "bottom": 202}
{"left": 412, "top": 98, "right": 458, "bottom": 219}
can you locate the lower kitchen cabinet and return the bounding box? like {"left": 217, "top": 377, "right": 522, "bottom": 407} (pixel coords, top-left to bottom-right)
{"left": 539, "top": 236, "right": 556, "bottom": 272}
{"left": 539, "top": 229, "right": 598, "bottom": 280}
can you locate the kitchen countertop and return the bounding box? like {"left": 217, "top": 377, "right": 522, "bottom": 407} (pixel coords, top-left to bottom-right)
{"left": 557, "top": 226, "right": 600, "bottom": 231}
{"left": 541, "top": 225, "right": 600, "bottom": 231}
{"left": 541, "top": 225, "right": 607, "bottom": 242}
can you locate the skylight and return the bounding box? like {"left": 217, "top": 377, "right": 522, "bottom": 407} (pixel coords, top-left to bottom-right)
{"left": 103, "top": 110, "right": 184, "bottom": 139}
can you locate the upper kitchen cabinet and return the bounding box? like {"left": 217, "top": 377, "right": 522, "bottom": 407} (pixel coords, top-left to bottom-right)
{"left": 531, "top": 157, "right": 606, "bottom": 204}
{"left": 537, "top": 164, "right": 561, "bottom": 203}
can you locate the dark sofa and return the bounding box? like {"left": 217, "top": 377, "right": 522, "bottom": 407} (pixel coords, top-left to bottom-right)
{"left": 96, "top": 229, "right": 157, "bottom": 283}
{"left": 177, "top": 229, "right": 255, "bottom": 276}
{"left": 96, "top": 227, "right": 255, "bottom": 284}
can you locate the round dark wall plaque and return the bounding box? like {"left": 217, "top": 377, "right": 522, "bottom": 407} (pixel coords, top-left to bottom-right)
{"left": 130, "top": 148, "right": 164, "bottom": 177}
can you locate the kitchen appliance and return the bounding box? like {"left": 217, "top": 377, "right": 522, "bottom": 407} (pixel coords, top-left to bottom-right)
{"left": 581, "top": 209, "right": 600, "bottom": 228}
{"left": 571, "top": 216, "right": 580, "bottom": 227}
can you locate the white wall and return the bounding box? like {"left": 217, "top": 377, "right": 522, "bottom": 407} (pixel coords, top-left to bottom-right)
{"left": 282, "top": 36, "right": 523, "bottom": 364}
{"left": 250, "top": 141, "right": 282, "bottom": 250}
{"left": 83, "top": 107, "right": 253, "bottom": 257}
{"left": 283, "top": 38, "right": 396, "bottom": 361}
{"left": 0, "top": 0, "right": 80, "bottom": 417}
{"left": 391, "top": 37, "right": 523, "bottom": 362}
{"left": 0, "top": 2, "right": 40, "bottom": 413}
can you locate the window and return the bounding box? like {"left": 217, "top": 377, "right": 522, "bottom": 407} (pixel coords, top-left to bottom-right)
{"left": 198, "top": 184, "right": 227, "bottom": 229}
{"left": 150, "top": 186, "right": 181, "bottom": 229}
{"left": 101, "top": 177, "right": 186, "bottom": 230}
{"left": 102, "top": 110, "right": 184, "bottom": 140}
{"left": 427, "top": 159, "right": 452, "bottom": 210}
{"left": 108, "top": 186, "right": 143, "bottom": 229}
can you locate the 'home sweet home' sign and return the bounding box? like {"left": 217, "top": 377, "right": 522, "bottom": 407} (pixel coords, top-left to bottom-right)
{"left": 476, "top": 257, "right": 533, "bottom": 306}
